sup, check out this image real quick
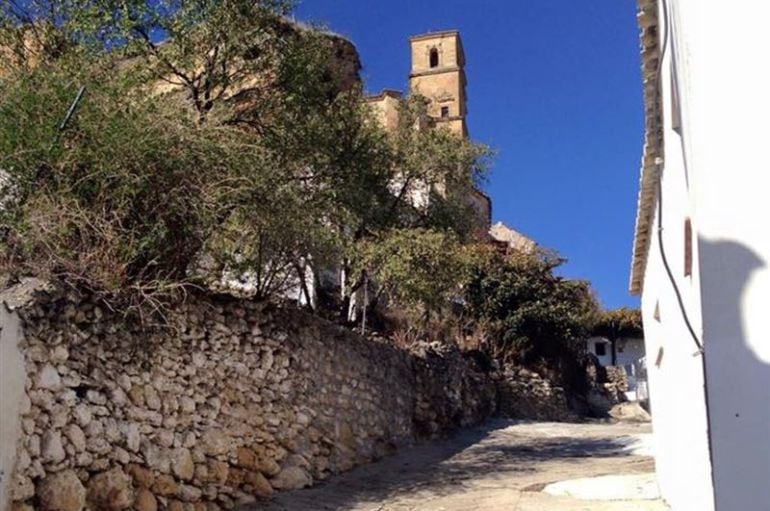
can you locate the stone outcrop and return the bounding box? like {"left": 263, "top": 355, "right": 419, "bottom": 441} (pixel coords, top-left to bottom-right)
{"left": 3, "top": 287, "right": 497, "bottom": 511}
{"left": 608, "top": 402, "right": 651, "bottom": 423}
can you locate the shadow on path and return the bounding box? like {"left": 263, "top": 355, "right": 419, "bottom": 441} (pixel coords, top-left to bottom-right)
{"left": 244, "top": 420, "right": 655, "bottom": 511}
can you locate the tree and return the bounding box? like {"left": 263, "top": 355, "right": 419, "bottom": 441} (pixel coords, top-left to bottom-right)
{"left": 592, "top": 308, "right": 643, "bottom": 365}
{"left": 0, "top": 63, "right": 283, "bottom": 318}
{"left": 0, "top": 2, "right": 493, "bottom": 324}
{"left": 466, "top": 249, "right": 600, "bottom": 367}
{"left": 354, "top": 229, "right": 481, "bottom": 313}
{"left": 333, "top": 95, "right": 492, "bottom": 319}
{"left": 381, "top": 96, "right": 492, "bottom": 238}
{"left": 0, "top": 1, "right": 376, "bottom": 317}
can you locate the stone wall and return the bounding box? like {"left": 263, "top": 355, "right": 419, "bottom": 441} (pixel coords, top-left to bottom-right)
{"left": 604, "top": 366, "right": 630, "bottom": 396}
{"left": 495, "top": 366, "right": 577, "bottom": 422}
{"left": 2, "top": 285, "right": 496, "bottom": 511}
{"left": 584, "top": 359, "right": 629, "bottom": 416}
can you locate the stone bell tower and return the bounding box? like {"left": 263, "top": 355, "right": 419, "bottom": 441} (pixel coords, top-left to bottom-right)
{"left": 408, "top": 30, "right": 468, "bottom": 138}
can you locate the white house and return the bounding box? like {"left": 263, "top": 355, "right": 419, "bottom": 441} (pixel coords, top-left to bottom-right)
{"left": 586, "top": 336, "right": 645, "bottom": 369}
{"left": 629, "top": 1, "right": 770, "bottom": 510}
{"left": 586, "top": 336, "right": 646, "bottom": 401}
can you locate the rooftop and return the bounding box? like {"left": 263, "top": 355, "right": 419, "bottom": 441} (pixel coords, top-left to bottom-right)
{"left": 363, "top": 89, "right": 403, "bottom": 102}
{"left": 629, "top": 0, "right": 663, "bottom": 295}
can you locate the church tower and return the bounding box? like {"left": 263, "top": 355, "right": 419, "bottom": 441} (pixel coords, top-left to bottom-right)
{"left": 408, "top": 30, "right": 468, "bottom": 138}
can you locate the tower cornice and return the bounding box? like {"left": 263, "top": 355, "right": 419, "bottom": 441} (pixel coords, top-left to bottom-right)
{"left": 409, "top": 30, "right": 461, "bottom": 42}
{"left": 409, "top": 66, "right": 464, "bottom": 79}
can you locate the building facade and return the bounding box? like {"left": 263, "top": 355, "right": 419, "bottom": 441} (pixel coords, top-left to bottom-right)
{"left": 630, "top": 1, "right": 770, "bottom": 510}
{"left": 367, "top": 30, "right": 468, "bottom": 138}
{"left": 408, "top": 31, "right": 468, "bottom": 137}
{"left": 367, "top": 30, "right": 491, "bottom": 231}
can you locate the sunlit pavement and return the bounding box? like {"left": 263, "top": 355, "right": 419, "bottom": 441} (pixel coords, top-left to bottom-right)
{"left": 242, "top": 420, "right": 670, "bottom": 511}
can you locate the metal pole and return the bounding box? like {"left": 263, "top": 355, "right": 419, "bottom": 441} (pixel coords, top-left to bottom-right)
{"left": 53, "top": 86, "right": 86, "bottom": 146}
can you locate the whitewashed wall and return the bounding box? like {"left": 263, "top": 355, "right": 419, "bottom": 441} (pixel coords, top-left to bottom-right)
{"left": 586, "top": 336, "right": 645, "bottom": 369}
{"left": 676, "top": 0, "right": 770, "bottom": 509}
{"left": 636, "top": 1, "right": 713, "bottom": 510}
{"left": 586, "top": 337, "right": 646, "bottom": 400}
{"left": 638, "top": 1, "right": 770, "bottom": 510}
{"left": 0, "top": 304, "right": 27, "bottom": 511}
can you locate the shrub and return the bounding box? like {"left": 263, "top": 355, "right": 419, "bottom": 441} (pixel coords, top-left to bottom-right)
{"left": 1, "top": 2, "right": 493, "bottom": 323}
{"left": 466, "top": 249, "right": 599, "bottom": 367}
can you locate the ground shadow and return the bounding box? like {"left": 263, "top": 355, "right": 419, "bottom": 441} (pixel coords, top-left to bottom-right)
{"left": 246, "top": 419, "right": 650, "bottom": 511}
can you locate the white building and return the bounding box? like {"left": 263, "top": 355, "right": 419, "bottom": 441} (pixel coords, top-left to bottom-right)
{"left": 629, "top": 1, "right": 770, "bottom": 510}
{"left": 586, "top": 336, "right": 645, "bottom": 369}
{"left": 586, "top": 336, "right": 646, "bottom": 401}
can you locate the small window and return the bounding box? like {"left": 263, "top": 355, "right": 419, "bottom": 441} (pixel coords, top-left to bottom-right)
{"left": 440, "top": 106, "right": 450, "bottom": 118}
{"left": 684, "top": 218, "right": 693, "bottom": 277}
{"left": 595, "top": 342, "right": 607, "bottom": 357}
{"left": 429, "top": 48, "right": 439, "bottom": 68}
{"left": 655, "top": 346, "right": 665, "bottom": 368}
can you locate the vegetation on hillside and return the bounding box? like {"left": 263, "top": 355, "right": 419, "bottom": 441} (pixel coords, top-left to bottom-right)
{"left": 466, "top": 250, "right": 599, "bottom": 364}
{"left": 0, "top": 0, "right": 490, "bottom": 321}
{"left": 0, "top": 1, "right": 640, "bottom": 381}
{"left": 457, "top": 248, "right": 603, "bottom": 389}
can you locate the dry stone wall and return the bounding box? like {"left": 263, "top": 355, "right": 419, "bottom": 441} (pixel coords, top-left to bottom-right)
{"left": 2, "top": 286, "right": 496, "bottom": 511}
{"left": 495, "top": 366, "right": 577, "bottom": 422}
{"left": 583, "top": 359, "right": 629, "bottom": 416}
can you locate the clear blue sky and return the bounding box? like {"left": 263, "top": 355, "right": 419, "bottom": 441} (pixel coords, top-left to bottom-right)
{"left": 294, "top": 0, "right": 644, "bottom": 309}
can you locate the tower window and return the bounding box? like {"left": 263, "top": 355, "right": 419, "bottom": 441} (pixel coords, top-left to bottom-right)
{"left": 440, "top": 106, "right": 450, "bottom": 118}
{"left": 429, "top": 48, "right": 439, "bottom": 68}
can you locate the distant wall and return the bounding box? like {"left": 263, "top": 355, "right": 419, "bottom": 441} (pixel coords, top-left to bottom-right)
{"left": 4, "top": 287, "right": 496, "bottom": 511}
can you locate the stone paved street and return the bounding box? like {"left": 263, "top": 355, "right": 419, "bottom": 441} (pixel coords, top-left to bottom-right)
{"left": 242, "top": 420, "right": 670, "bottom": 511}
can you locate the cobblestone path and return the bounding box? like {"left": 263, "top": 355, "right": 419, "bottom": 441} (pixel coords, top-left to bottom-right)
{"left": 242, "top": 420, "right": 670, "bottom": 511}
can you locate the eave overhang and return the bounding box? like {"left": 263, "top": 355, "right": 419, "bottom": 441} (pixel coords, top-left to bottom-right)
{"left": 629, "top": 0, "right": 664, "bottom": 295}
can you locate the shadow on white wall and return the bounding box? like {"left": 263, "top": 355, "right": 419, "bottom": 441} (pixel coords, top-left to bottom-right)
{"left": 698, "top": 237, "right": 770, "bottom": 509}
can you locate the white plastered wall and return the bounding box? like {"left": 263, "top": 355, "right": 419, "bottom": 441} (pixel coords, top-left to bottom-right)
{"left": 676, "top": 0, "right": 770, "bottom": 509}
{"left": 0, "top": 304, "right": 26, "bottom": 511}
{"left": 637, "top": 2, "right": 714, "bottom": 509}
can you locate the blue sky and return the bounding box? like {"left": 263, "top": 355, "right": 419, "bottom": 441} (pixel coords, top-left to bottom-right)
{"left": 295, "top": 0, "right": 644, "bottom": 309}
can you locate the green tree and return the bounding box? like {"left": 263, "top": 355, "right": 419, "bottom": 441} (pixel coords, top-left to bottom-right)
{"left": 354, "top": 229, "right": 477, "bottom": 312}
{"left": 383, "top": 96, "right": 492, "bottom": 236}
{"left": 1, "top": 2, "right": 493, "bottom": 324}
{"left": 335, "top": 96, "right": 493, "bottom": 320}
{"left": 466, "top": 249, "right": 599, "bottom": 367}
{"left": 0, "top": 64, "right": 284, "bottom": 317}
{"left": 0, "top": 1, "right": 376, "bottom": 316}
